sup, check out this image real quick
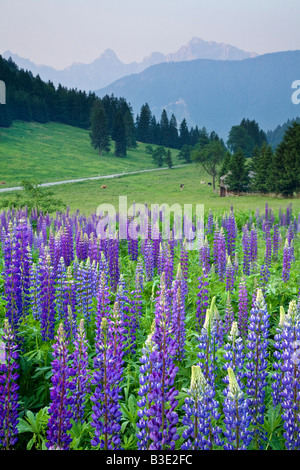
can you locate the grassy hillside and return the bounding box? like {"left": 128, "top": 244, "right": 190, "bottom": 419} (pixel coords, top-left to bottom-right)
{"left": 0, "top": 121, "right": 181, "bottom": 187}
{"left": 1, "top": 120, "right": 299, "bottom": 217}
{"left": 33, "top": 164, "right": 300, "bottom": 216}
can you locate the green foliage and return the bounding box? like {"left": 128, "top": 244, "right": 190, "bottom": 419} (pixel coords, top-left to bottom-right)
{"left": 1, "top": 178, "right": 64, "bottom": 215}
{"left": 89, "top": 100, "right": 110, "bottom": 155}
{"left": 191, "top": 139, "right": 226, "bottom": 190}
{"left": 226, "top": 149, "right": 250, "bottom": 193}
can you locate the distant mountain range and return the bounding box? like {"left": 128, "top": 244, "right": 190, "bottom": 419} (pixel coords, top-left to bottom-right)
{"left": 96, "top": 50, "right": 300, "bottom": 139}
{"left": 2, "top": 37, "right": 257, "bottom": 92}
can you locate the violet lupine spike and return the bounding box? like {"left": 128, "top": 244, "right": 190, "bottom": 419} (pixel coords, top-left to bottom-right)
{"left": 136, "top": 327, "right": 156, "bottom": 450}
{"left": 226, "top": 209, "right": 237, "bottom": 256}
{"left": 46, "top": 323, "right": 75, "bottom": 450}
{"left": 171, "top": 265, "right": 186, "bottom": 360}
{"left": 71, "top": 318, "right": 90, "bottom": 424}
{"left": 61, "top": 268, "right": 77, "bottom": 340}
{"left": 272, "top": 224, "right": 280, "bottom": 260}
{"left": 223, "top": 322, "right": 245, "bottom": 390}
{"left": 196, "top": 272, "right": 209, "bottom": 331}
{"left": 55, "top": 257, "right": 67, "bottom": 320}
{"left": 144, "top": 239, "right": 154, "bottom": 282}
{"left": 197, "top": 299, "right": 220, "bottom": 388}
{"left": 108, "top": 232, "right": 120, "bottom": 292}
{"left": 29, "top": 262, "right": 41, "bottom": 320}
{"left": 223, "top": 367, "right": 252, "bottom": 450}
{"left": 15, "top": 218, "right": 31, "bottom": 317}
{"left": 97, "top": 271, "right": 111, "bottom": 325}
{"left": 225, "top": 256, "right": 235, "bottom": 293}
{"left": 144, "top": 273, "right": 179, "bottom": 450}
{"left": 282, "top": 239, "right": 292, "bottom": 283}
{"left": 216, "top": 228, "right": 226, "bottom": 282}
{"left": 245, "top": 289, "right": 270, "bottom": 449}
{"left": 250, "top": 225, "right": 258, "bottom": 270}
{"left": 271, "top": 306, "right": 286, "bottom": 407}
{"left": 242, "top": 226, "right": 251, "bottom": 276}
{"left": 90, "top": 316, "right": 123, "bottom": 450}
{"left": 181, "top": 365, "right": 223, "bottom": 450}
{"left": 0, "top": 319, "right": 20, "bottom": 450}
{"left": 279, "top": 300, "right": 300, "bottom": 450}
{"left": 2, "top": 222, "right": 23, "bottom": 334}
{"left": 224, "top": 292, "right": 235, "bottom": 336}
{"left": 238, "top": 277, "right": 248, "bottom": 339}
{"left": 200, "top": 236, "right": 210, "bottom": 274}
{"left": 130, "top": 259, "right": 144, "bottom": 333}
{"left": 116, "top": 276, "right": 135, "bottom": 355}
{"left": 38, "top": 250, "right": 56, "bottom": 342}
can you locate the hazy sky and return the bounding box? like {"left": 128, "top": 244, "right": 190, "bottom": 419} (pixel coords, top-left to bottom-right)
{"left": 1, "top": 0, "right": 300, "bottom": 69}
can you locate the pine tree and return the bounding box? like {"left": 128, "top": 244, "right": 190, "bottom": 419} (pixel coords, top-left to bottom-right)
{"left": 226, "top": 149, "right": 250, "bottom": 194}
{"left": 136, "top": 103, "right": 152, "bottom": 142}
{"left": 112, "top": 111, "right": 127, "bottom": 157}
{"left": 272, "top": 122, "right": 300, "bottom": 195}
{"left": 89, "top": 100, "right": 110, "bottom": 155}
{"left": 165, "top": 149, "right": 173, "bottom": 168}
{"left": 123, "top": 110, "right": 136, "bottom": 148}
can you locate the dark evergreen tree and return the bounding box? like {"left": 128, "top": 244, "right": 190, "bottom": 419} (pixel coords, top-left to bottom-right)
{"left": 179, "top": 118, "right": 190, "bottom": 148}
{"left": 271, "top": 122, "right": 300, "bottom": 195}
{"left": 89, "top": 100, "right": 110, "bottom": 155}
{"left": 123, "top": 109, "right": 136, "bottom": 148}
{"left": 160, "top": 109, "right": 170, "bottom": 147}
{"left": 165, "top": 149, "right": 173, "bottom": 168}
{"left": 112, "top": 111, "right": 127, "bottom": 157}
{"left": 152, "top": 146, "right": 166, "bottom": 167}
{"left": 226, "top": 149, "right": 250, "bottom": 194}
{"left": 136, "top": 103, "right": 152, "bottom": 142}
{"left": 169, "top": 113, "right": 179, "bottom": 149}
{"left": 177, "top": 144, "right": 192, "bottom": 163}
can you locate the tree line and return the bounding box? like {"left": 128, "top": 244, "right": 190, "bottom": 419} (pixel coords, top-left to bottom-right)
{"left": 192, "top": 120, "right": 300, "bottom": 197}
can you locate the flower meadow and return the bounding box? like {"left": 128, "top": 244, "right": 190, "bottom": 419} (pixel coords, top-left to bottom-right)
{"left": 0, "top": 202, "right": 299, "bottom": 451}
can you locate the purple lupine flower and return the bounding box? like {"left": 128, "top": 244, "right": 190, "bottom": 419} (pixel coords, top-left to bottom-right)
{"left": 29, "top": 262, "right": 41, "bottom": 320}
{"left": 196, "top": 272, "right": 209, "bottom": 330}
{"left": 223, "top": 368, "right": 252, "bottom": 450}
{"left": 136, "top": 326, "right": 156, "bottom": 450}
{"left": 116, "top": 276, "right": 135, "bottom": 354}
{"left": 96, "top": 271, "right": 111, "bottom": 324}
{"left": 265, "top": 234, "right": 272, "bottom": 269}
{"left": 0, "top": 320, "right": 19, "bottom": 450}
{"left": 55, "top": 257, "right": 67, "bottom": 320}
{"left": 90, "top": 315, "right": 123, "bottom": 450}
{"left": 15, "top": 218, "right": 31, "bottom": 317}
{"left": 282, "top": 239, "right": 292, "bottom": 283}
{"left": 61, "top": 268, "right": 77, "bottom": 340}
{"left": 199, "top": 236, "right": 210, "bottom": 274}
{"left": 223, "top": 322, "right": 245, "bottom": 390}
{"left": 224, "top": 292, "right": 235, "bottom": 336}
{"left": 75, "top": 258, "right": 96, "bottom": 326}
{"left": 280, "top": 300, "right": 300, "bottom": 450}
{"left": 2, "top": 222, "right": 23, "bottom": 334}
{"left": 143, "top": 274, "right": 179, "bottom": 450}
{"left": 245, "top": 289, "right": 270, "bottom": 449}
{"left": 226, "top": 209, "right": 237, "bottom": 256}
{"left": 250, "top": 225, "right": 258, "bottom": 270}
{"left": 144, "top": 239, "right": 155, "bottom": 282}
{"left": 197, "top": 298, "right": 221, "bottom": 388}
{"left": 181, "top": 365, "right": 223, "bottom": 450}
{"left": 108, "top": 232, "right": 120, "bottom": 292}
{"left": 225, "top": 256, "right": 235, "bottom": 293}
{"left": 38, "top": 250, "right": 56, "bottom": 342}
{"left": 71, "top": 319, "right": 90, "bottom": 423}
{"left": 238, "top": 277, "right": 248, "bottom": 338}
{"left": 171, "top": 265, "right": 186, "bottom": 360}
{"left": 242, "top": 226, "right": 251, "bottom": 276}
{"left": 130, "top": 259, "right": 144, "bottom": 337}
{"left": 46, "top": 323, "right": 75, "bottom": 450}
{"left": 271, "top": 306, "right": 286, "bottom": 407}
{"left": 273, "top": 224, "right": 280, "bottom": 260}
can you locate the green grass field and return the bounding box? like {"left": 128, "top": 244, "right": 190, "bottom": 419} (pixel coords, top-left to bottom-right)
{"left": 0, "top": 121, "right": 181, "bottom": 187}
{"left": 1, "top": 120, "right": 299, "bottom": 216}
